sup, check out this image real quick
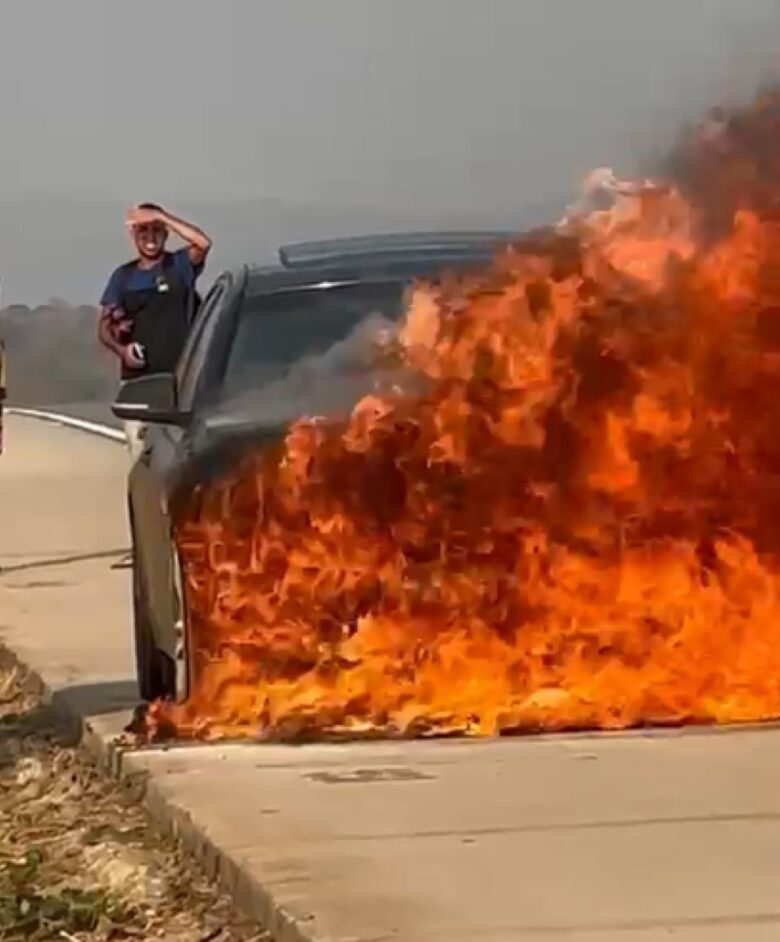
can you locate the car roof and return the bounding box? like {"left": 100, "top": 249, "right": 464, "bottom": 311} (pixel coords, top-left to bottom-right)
{"left": 241, "top": 230, "right": 519, "bottom": 294}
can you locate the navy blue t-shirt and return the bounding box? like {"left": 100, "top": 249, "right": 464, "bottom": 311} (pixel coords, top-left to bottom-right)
{"left": 101, "top": 248, "right": 203, "bottom": 308}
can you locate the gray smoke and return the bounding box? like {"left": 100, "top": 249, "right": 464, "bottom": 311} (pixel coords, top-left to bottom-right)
{"left": 204, "top": 311, "right": 420, "bottom": 433}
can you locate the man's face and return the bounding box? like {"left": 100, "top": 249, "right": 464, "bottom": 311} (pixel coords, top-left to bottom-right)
{"left": 133, "top": 222, "right": 168, "bottom": 260}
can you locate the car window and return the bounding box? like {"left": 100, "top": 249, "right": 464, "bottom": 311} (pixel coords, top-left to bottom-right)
{"left": 176, "top": 280, "right": 228, "bottom": 409}
{"left": 222, "top": 281, "right": 407, "bottom": 397}
{"left": 205, "top": 280, "right": 410, "bottom": 426}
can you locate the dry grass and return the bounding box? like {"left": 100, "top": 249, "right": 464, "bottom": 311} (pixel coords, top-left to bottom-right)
{"left": 0, "top": 660, "right": 269, "bottom": 941}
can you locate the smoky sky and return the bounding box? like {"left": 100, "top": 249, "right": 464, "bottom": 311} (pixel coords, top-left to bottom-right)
{"left": 0, "top": 0, "right": 778, "bottom": 303}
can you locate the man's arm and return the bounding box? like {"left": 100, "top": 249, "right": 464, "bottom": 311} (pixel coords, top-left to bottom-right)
{"left": 97, "top": 307, "right": 144, "bottom": 369}
{"left": 159, "top": 209, "right": 212, "bottom": 267}
{"left": 97, "top": 269, "right": 125, "bottom": 359}
{"left": 97, "top": 305, "right": 125, "bottom": 358}
{"left": 97, "top": 268, "right": 144, "bottom": 369}
{"left": 128, "top": 205, "right": 212, "bottom": 267}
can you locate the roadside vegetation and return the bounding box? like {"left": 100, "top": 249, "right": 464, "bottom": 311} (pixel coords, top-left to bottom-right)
{"left": 0, "top": 654, "right": 268, "bottom": 941}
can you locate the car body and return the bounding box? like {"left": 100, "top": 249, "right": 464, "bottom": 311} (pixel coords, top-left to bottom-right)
{"left": 113, "top": 231, "right": 518, "bottom": 701}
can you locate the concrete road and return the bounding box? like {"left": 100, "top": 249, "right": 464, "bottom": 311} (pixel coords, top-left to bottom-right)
{"left": 2, "top": 413, "right": 780, "bottom": 941}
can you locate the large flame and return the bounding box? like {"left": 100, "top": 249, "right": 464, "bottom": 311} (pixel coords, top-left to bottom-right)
{"left": 154, "top": 89, "right": 780, "bottom": 741}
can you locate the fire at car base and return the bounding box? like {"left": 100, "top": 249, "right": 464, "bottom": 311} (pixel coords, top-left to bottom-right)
{"left": 150, "top": 88, "right": 780, "bottom": 743}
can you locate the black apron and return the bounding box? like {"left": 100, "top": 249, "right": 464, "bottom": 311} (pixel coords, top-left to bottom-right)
{"left": 118, "top": 254, "right": 192, "bottom": 380}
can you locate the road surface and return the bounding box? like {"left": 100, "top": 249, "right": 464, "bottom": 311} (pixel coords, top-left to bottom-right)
{"left": 2, "top": 413, "right": 780, "bottom": 941}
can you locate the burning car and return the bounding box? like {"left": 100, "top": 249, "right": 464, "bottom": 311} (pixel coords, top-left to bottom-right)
{"left": 112, "top": 232, "right": 516, "bottom": 705}
{"left": 119, "top": 90, "right": 780, "bottom": 744}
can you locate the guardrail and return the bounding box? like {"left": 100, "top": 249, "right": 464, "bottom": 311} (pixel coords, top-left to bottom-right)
{"left": 7, "top": 407, "right": 124, "bottom": 443}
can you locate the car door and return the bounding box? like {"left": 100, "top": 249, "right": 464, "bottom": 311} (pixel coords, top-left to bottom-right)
{"left": 129, "top": 278, "right": 231, "bottom": 665}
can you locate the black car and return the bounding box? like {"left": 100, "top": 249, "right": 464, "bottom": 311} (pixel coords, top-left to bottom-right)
{"left": 112, "top": 231, "right": 516, "bottom": 701}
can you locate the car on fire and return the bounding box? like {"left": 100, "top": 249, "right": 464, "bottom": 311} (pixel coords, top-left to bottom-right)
{"left": 112, "top": 232, "right": 517, "bottom": 702}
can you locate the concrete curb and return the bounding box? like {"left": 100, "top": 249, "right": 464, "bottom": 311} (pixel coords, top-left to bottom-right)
{"left": 7, "top": 407, "right": 124, "bottom": 443}
{"left": 1, "top": 645, "right": 316, "bottom": 941}
{"left": 117, "top": 746, "right": 316, "bottom": 942}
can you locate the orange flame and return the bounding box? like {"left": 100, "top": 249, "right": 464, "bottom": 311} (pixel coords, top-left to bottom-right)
{"left": 153, "top": 88, "right": 780, "bottom": 741}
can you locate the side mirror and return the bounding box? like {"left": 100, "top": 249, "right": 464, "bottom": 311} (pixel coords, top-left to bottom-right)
{"left": 112, "top": 374, "right": 188, "bottom": 426}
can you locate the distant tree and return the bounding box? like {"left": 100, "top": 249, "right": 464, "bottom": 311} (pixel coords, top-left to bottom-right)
{"left": 0, "top": 301, "right": 114, "bottom": 407}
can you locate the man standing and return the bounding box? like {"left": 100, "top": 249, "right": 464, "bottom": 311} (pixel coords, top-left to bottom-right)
{"left": 98, "top": 203, "right": 211, "bottom": 459}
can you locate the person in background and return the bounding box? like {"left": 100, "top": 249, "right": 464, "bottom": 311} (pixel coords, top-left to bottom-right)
{"left": 0, "top": 325, "right": 6, "bottom": 458}
{"left": 97, "top": 203, "right": 211, "bottom": 460}
{"left": 0, "top": 276, "right": 5, "bottom": 458}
